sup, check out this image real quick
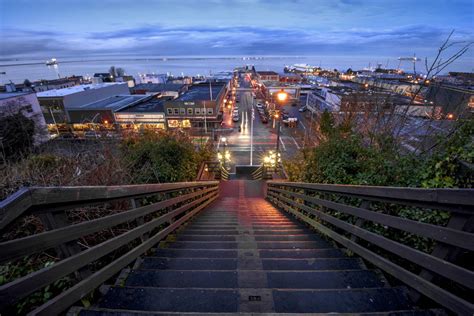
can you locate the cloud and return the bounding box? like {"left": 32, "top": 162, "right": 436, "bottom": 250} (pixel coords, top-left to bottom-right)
{"left": 1, "top": 24, "right": 473, "bottom": 58}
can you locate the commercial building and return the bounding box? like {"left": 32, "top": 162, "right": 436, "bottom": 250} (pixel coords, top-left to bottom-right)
{"left": 115, "top": 96, "right": 170, "bottom": 131}
{"left": 67, "top": 95, "right": 148, "bottom": 126}
{"left": 131, "top": 83, "right": 187, "bottom": 98}
{"left": 37, "top": 83, "right": 130, "bottom": 124}
{"left": 163, "top": 82, "right": 227, "bottom": 131}
{"left": 0, "top": 92, "right": 49, "bottom": 144}
{"left": 257, "top": 71, "right": 280, "bottom": 82}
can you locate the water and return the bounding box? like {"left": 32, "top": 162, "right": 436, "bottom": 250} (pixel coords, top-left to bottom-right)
{"left": 1, "top": 55, "right": 472, "bottom": 84}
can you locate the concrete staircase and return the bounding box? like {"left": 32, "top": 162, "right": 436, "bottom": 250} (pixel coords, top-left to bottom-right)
{"left": 77, "top": 180, "right": 437, "bottom": 315}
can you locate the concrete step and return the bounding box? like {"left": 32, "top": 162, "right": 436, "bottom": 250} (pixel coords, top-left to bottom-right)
{"left": 98, "top": 287, "right": 239, "bottom": 313}
{"left": 139, "top": 257, "right": 363, "bottom": 271}
{"left": 163, "top": 241, "right": 330, "bottom": 249}
{"left": 261, "top": 258, "right": 364, "bottom": 270}
{"left": 176, "top": 234, "right": 321, "bottom": 242}
{"left": 93, "top": 286, "right": 417, "bottom": 314}
{"left": 140, "top": 257, "right": 238, "bottom": 270}
{"left": 155, "top": 249, "right": 238, "bottom": 258}
{"left": 79, "top": 307, "right": 445, "bottom": 316}
{"left": 259, "top": 249, "right": 345, "bottom": 258}
{"left": 273, "top": 287, "right": 415, "bottom": 313}
{"left": 124, "top": 270, "right": 384, "bottom": 289}
{"left": 125, "top": 270, "right": 238, "bottom": 288}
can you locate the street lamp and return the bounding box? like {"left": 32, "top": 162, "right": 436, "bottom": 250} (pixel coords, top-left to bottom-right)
{"left": 277, "top": 89, "right": 288, "bottom": 102}
{"left": 220, "top": 137, "right": 229, "bottom": 170}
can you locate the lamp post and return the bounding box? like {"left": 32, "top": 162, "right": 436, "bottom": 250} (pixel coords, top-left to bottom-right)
{"left": 274, "top": 89, "right": 287, "bottom": 157}
{"left": 221, "top": 137, "right": 228, "bottom": 170}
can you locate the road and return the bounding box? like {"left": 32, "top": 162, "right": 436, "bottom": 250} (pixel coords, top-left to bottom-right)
{"left": 218, "top": 76, "right": 314, "bottom": 170}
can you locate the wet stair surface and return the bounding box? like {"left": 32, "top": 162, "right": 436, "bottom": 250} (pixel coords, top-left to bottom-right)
{"left": 79, "top": 180, "right": 434, "bottom": 315}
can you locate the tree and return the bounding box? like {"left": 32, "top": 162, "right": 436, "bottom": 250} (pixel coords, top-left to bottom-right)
{"left": 319, "top": 110, "right": 335, "bottom": 138}
{"left": 0, "top": 113, "right": 35, "bottom": 161}
{"left": 116, "top": 67, "right": 126, "bottom": 77}
{"left": 109, "top": 66, "right": 117, "bottom": 77}
{"left": 346, "top": 68, "right": 353, "bottom": 74}
{"left": 23, "top": 79, "right": 32, "bottom": 88}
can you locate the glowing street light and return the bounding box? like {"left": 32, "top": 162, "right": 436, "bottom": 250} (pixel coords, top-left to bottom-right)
{"left": 277, "top": 89, "right": 288, "bottom": 102}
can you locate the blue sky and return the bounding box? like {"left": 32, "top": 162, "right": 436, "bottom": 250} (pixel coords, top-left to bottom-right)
{"left": 1, "top": 0, "right": 473, "bottom": 62}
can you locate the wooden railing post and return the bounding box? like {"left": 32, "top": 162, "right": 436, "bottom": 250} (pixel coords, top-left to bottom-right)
{"left": 130, "top": 198, "right": 149, "bottom": 242}
{"left": 410, "top": 213, "right": 474, "bottom": 302}
{"left": 38, "top": 212, "right": 92, "bottom": 280}
{"left": 350, "top": 200, "right": 371, "bottom": 242}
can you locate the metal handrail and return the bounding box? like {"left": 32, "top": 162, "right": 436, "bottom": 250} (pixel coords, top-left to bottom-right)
{"left": 0, "top": 181, "right": 219, "bottom": 315}
{"left": 266, "top": 181, "right": 474, "bottom": 315}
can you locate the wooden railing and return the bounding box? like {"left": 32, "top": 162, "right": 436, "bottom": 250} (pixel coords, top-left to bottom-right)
{"left": 0, "top": 181, "right": 219, "bottom": 316}
{"left": 266, "top": 181, "right": 474, "bottom": 315}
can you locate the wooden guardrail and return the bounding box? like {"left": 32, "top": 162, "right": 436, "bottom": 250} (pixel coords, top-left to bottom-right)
{"left": 266, "top": 181, "right": 474, "bottom": 315}
{"left": 0, "top": 181, "right": 219, "bottom": 315}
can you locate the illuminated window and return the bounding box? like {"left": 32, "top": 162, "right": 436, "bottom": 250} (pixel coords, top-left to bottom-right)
{"left": 187, "top": 108, "right": 193, "bottom": 115}
{"left": 168, "top": 120, "right": 179, "bottom": 128}
{"left": 182, "top": 119, "right": 191, "bottom": 128}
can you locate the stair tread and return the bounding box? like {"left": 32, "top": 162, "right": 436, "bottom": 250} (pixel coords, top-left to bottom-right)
{"left": 140, "top": 257, "right": 363, "bottom": 270}
{"left": 124, "top": 269, "right": 385, "bottom": 289}
{"left": 95, "top": 286, "right": 417, "bottom": 313}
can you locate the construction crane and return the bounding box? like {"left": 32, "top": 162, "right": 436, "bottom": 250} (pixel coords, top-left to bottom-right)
{"left": 397, "top": 55, "right": 420, "bottom": 70}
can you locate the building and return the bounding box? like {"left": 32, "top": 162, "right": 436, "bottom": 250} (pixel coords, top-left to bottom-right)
{"left": 37, "top": 83, "right": 130, "bottom": 124}
{"left": 66, "top": 95, "right": 148, "bottom": 127}
{"left": 279, "top": 73, "right": 303, "bottom": 84}
{"left": 139, "top": 73, "right": 168, "bottom": 84}
{"left": 1, "top": 76, "right": 84, "bottom": 93}
{"left": 115, "top": 96, "right": 170, "bottom": 131}
{"left": 163, "top": 82, "right": 227, "bottom": 131}
{"left": 263, "top": 83, "right": 301, "bottom": 102}
{"left": 131, "top": 83, "right": 187, "bottom": 98}
{"left": 0, "top": 92, "right": 48, "bottom": 144}
{"left": 257, "top": 71, "right": 280, "bottom": 82}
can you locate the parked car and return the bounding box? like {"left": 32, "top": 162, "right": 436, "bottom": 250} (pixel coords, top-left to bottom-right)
{"left": 59, "top": 132, "right": 78, "bottom": 139}
{"left": 84, "top": 130, "right": 99, "bottom": 139}
{"left": 232, "top": 115, "right": 240, "bottom": 122}
{"left": 299, "top": 106, "right": 307, "bottom": 112}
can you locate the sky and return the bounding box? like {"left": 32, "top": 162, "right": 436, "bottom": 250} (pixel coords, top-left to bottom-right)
{"left": 1, "top": 0, "right": 473, "bottom": 63}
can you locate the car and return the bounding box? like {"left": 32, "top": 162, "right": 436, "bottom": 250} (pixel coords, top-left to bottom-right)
{"left": 84, "top": 131, "right": 99, "bottom": 139}
{"left": 261, "top": 116, "right": 268, "bottom": 123}
{"left": 59, "top": 132, "right": 78, "bottom": 139}
{"left": 299, "top": 106, "right": 307, "bottom": 112}
{"left": 232, "top": 109, "right": 239, "bottom": 115}
{"left": 232, "top": 116, "right": 240, "bottom": 122}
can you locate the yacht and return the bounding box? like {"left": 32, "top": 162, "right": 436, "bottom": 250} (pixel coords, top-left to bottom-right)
{"left": 46, "top": 58, "right": 58, "bottom": 66}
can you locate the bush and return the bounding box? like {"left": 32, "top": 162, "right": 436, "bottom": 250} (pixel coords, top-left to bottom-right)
{"left": 0, "top": 112, "right": 35, "bottom": 161}
{"left": 121, "top": 130, "right": 211, "bottom": 184}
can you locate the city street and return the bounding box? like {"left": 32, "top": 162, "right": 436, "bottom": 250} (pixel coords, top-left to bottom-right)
{"left": 218, "top": 76, "right": 312, "bottom": 170}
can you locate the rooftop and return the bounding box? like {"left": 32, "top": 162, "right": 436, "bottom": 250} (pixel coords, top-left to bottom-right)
{"left": 132, "top": 83, "right": 186, "bottom": 93}
{"left": 119, "top": 96, "right": 173, "bottom": 113}
{"left": 175, "top": 83, "right": 225, "bottom": 102}
{"left": 257, "top": 71, "right": 279, "bottom": 76}
{"left": 0, "top": 92, "right": 33, "bottom": 100}
{"left": 36, "top": 83, "right": 127, "bottom": 98}
{"left": 68, "top": 95, "right": 148, "bottom": 111}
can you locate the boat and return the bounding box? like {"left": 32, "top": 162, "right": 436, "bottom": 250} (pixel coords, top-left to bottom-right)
{"left": 46, "top": 58, "right": 58, "bottom": 66}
